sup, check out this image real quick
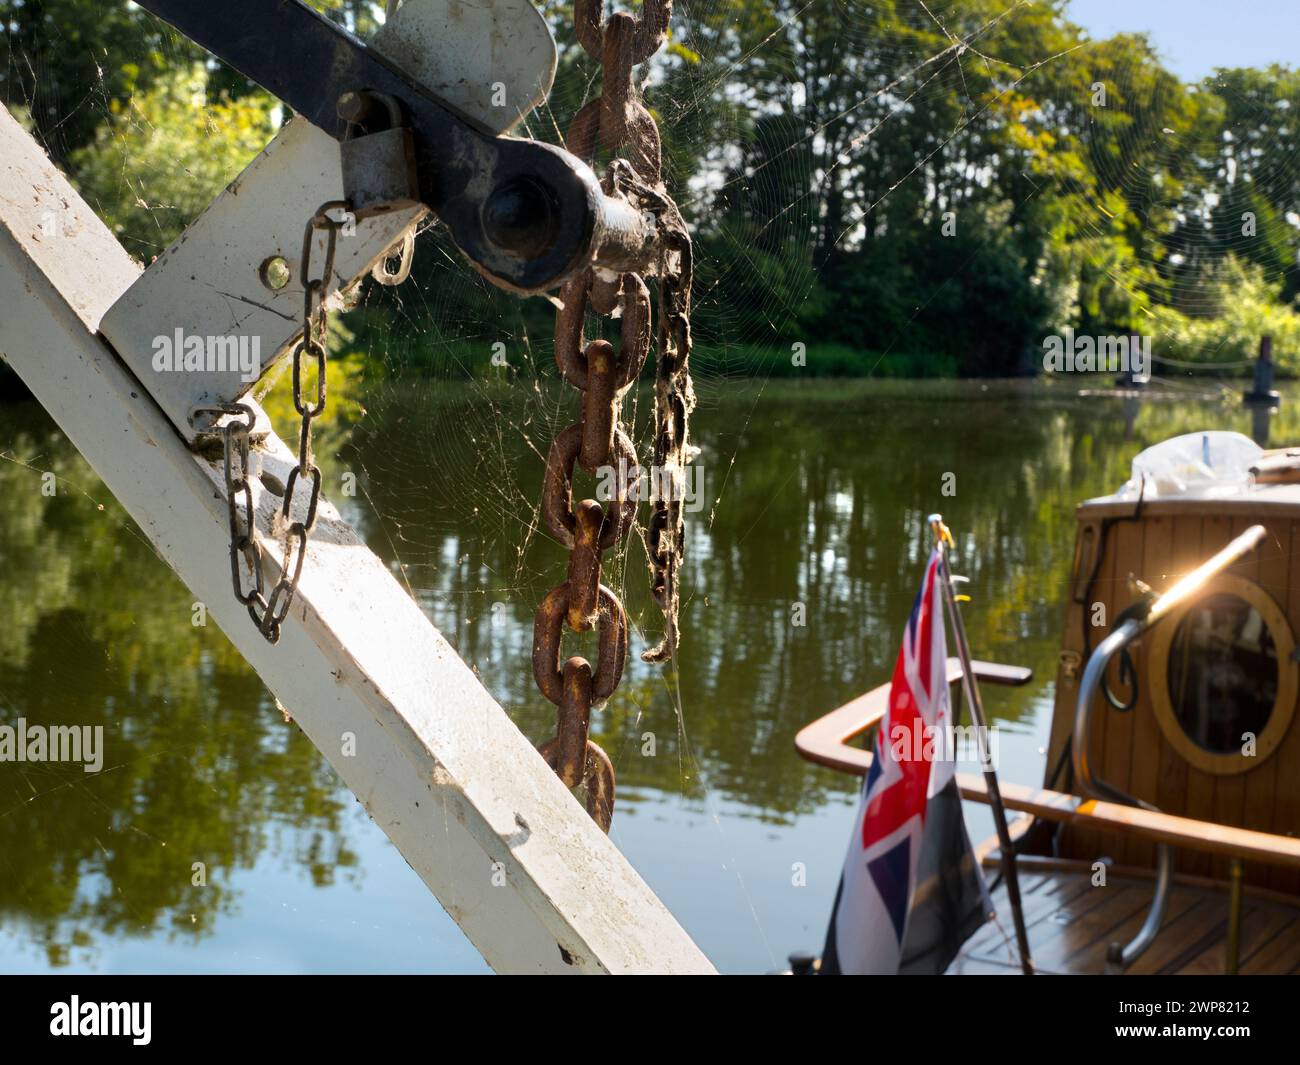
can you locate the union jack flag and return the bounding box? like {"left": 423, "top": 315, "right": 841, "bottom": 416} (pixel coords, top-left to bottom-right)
{"left": 820, "top": 548, "right": 991, "bottom": 974}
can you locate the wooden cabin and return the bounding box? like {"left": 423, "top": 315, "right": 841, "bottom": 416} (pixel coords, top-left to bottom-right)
{"left": 1046, "top": 477, "right": 1300, "bottom": 897}
{"left": 797, "top": 440, "right": 1300, "bottom": 974}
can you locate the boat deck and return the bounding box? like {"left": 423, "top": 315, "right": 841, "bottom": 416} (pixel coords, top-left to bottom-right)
{"left": 948, "top": 864, "right": 1300, "bottom": 975}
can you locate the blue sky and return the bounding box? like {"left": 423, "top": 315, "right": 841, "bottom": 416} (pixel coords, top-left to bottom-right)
{"left": 1065, "top": 0, "right": 1299, "bottom": 81}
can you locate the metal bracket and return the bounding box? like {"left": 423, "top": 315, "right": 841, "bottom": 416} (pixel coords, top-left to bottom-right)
{"left": 100, "top": 0, "right": 573, "bottom": 445}
{"left": 100, "top": 115, "right": 424, "bottom": 446}
{"left": 133, "top": 0, "right": 654, "bottom": 294}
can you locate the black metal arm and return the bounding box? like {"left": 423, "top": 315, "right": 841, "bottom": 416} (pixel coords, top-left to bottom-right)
{"left": 134, "top": 0, "right": 645, "bottom": 293}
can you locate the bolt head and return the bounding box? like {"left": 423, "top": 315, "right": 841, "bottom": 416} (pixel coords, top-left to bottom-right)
{"left": 481, "top": 176, "right": 560, "bottom": 260}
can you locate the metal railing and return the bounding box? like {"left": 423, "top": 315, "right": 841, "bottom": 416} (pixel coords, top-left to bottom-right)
{"left": 1072, "top": 523, "right": 1267, "bottom": 973}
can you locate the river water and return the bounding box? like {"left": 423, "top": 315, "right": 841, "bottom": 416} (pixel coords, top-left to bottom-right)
{"left": 0, "top": 374, "right": 1285, "bottom": 972}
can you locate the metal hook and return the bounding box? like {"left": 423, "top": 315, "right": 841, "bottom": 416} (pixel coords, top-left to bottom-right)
{"left": 371, "top": 229, "right": 414, "bottom": 286}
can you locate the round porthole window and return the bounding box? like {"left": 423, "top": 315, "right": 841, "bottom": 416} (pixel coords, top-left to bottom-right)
{"left": 1150, "top": 575, "right": 1296, "bottom": 775}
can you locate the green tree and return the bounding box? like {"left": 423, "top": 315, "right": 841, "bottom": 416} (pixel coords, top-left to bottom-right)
{"left": 0, "top": 0, "right": 191, "bottom": 163}
{"left": 68, "top": 63, "right": 277, "bottom": 259}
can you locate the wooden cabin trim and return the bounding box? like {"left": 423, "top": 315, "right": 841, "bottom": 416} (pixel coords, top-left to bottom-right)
{"left": 1269, "top": 518, "right": 1300, "bottom": 892}
{"left": 795, "top": 658, "right": 1300, "bottom": 873}
{"left": 962, "top": 777, "right": 1300, "bottom": 871}
{"left": 1077, "top": 489, "right": 1300, "bottom": 521}
{"left": 1146, "top": 572, "right": 1297, "bottom": 776}
{"left": 792, "top": 658, "right": 1032, "bottom": 774}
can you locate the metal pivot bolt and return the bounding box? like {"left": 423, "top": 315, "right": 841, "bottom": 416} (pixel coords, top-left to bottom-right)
{"left": 480, "top": 176, "right": 561, "bottom": 261}
{"left": 339, "top": 87, "right": 561, "bottom": 266}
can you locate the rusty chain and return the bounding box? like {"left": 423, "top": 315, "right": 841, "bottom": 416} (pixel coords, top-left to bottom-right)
{"left": 532, "top": 0, "right": 694, "bottom": 832}
{"left": 203, "top": 201, "right": 349, "bottom": 644}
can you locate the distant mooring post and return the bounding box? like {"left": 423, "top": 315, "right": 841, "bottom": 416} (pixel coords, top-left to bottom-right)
{"left": 1114, "top": 332, "right": 1148, "bottom": 391}
{"left": 1244, "top": 335, "right": 1280, "bottom": 447}
{"left": 1117, "top": 333, "right": 1147, "bottom": 441}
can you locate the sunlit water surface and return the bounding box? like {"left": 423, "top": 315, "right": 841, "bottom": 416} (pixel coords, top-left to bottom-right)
{"left": 0, "top": 375, "right": 1277, "bottom": 973}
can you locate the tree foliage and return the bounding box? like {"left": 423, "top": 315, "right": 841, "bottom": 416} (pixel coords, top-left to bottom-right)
{"left": 4, "top": 0, "right": 1298, "bottom": 374}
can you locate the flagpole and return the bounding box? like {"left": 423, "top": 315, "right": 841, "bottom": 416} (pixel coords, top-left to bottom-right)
{"left": 928, "top": 514, "right": 1034, "bottom": 976}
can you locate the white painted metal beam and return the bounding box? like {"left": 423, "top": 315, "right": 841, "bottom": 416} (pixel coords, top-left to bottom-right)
{"left": 98, "top": 0, "right": 559, "bottom": 444}
{"left": 99, "top": 116, "right": 426, "bottom": 443}
{"left": 0, "top": 104, "right": 714, "bottom": 974}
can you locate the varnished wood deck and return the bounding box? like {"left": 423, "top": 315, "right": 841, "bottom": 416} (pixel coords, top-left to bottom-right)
{"left": 949, "top": 866, "right": 1300, "bottom": 975}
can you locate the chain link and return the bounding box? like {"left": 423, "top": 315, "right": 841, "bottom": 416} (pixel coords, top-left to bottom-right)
{"left": 195, "top": 400, "right": 271, "bottom": 633}
{"left": 532, "top": 0, "right": 693, "bottom": 832}
{"left": 642, "top": 203, "right": 694, "bottom": 664}
{"left": 205, "top": 201, "right": 349, "bottom": 644}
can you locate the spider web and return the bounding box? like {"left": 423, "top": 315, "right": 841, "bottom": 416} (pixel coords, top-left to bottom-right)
{"left": 6, "top": 0, "right": 1286, "bottom": 972}
{"left": 318, "top": 6, "right": 1060, "bottom": 970}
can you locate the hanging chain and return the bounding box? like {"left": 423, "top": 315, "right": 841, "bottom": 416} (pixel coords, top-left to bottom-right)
{"left": 532, "top": 0, "right": 694, "bottom": 832}
{"left": 633, "top": 165, "right": 694, "bottom": 664}
{"left": 202, "top": 200, "right": 349, "bottom": 644}
{"left": 268, "top": 199, "right": 349, "bottom": 636}
{"left": 194, "top": 399, "right": 269, "bottom": 633}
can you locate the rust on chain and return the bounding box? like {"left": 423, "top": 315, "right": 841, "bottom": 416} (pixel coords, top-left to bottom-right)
{"left": 555, "top": 658, "right": 594, "bottom": 786}
{"left": 541, "top": 425, "right": 640, "bottom": 550}
{"left": 538, "top": 738, "right": 616, "bottom": 832}
{"left": 533, "top": 0, "right": 692, "bottom": 832}
{"left": 642, "top": 225, "right": 695, "bottom": 663}
{"left": 579, "top": 342, "right": 618, "bottom": 471}
{"left": 556, "top": 273, "right": 651, "bottom": 390}
{"left": 566, "top": 501, "right": 604, "bottom": 630}
{"left": 532, "top": 582, "right": 629, "bottom": 706}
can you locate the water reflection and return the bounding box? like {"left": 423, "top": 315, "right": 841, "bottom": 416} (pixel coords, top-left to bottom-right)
{"left": 0, "top": 376, "right": 1286, "bottom": 967}
{"left": 0, "top": 405, "right": 354, "bottom": 966}
{"left": 1247, "top": 399, "right": 1279, "bottom": 446}
{"left": 337, "top": 377, "right": 1246, "bottom": 812}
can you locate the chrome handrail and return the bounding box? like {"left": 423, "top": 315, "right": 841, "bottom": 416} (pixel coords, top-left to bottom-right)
{"left": 1072, "top": 523, "right": 1267, "bottom": 974}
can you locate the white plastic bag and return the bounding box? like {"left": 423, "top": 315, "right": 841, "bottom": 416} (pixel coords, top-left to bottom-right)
{"left": 1118, "top": 431, "right": 1261, "bottom": 500}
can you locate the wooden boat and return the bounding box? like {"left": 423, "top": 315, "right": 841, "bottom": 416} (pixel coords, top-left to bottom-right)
{"left": 797, "top": 434, "right": 1300, "bottom": 975}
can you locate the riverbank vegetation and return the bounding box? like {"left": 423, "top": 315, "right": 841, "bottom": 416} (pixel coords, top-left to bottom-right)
{"left": 3, "top": 0, "right": 1298, "bottom": 378}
